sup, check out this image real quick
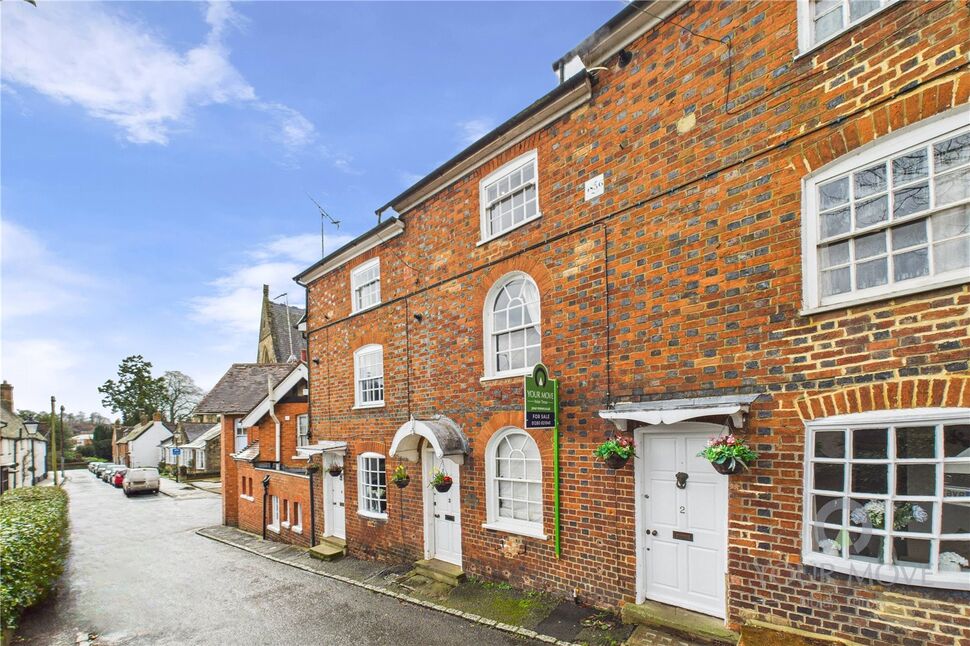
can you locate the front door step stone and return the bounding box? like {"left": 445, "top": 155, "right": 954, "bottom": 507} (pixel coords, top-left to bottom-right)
{"left": 620, "top": 600, "right": 739, "bottom": 646}
{"left": 308, "top": 536, "right": 346, "bottom": 561}
{"left": 412, "top": 558, "right": 465, "bottom": 587}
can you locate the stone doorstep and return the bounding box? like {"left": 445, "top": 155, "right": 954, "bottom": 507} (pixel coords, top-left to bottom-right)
{"left": 621, "top": 600, "right": 739, "bottom": 646}
{"left": 308, "top": 536, "right": 346, "bottom": 561}
{"left": 739, "top": 620, "right": 862, "bottom": 646}
{"left": 412, "top": 558, "right": 466, "bottom": 587}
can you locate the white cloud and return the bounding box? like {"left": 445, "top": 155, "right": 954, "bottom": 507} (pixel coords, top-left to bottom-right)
{"left": 457, "top": 117, "right": 495, "bottom": 145}
{"left": 0, "top": 1, "right": 315, "bottom": 151}
{"left": 398, "top": 170, "right": 424, "bottom": 187}
{"left": 189, "top": 231, "right": 353, "bottom": 341}
{"left": 1, "top": 337, "right": 86, "bottom": 413}
{"left": 0, "top": 220, "right": 98, "bottom": 319}
{"left": 319, "top": 145, "right": 363, "bottom": 175}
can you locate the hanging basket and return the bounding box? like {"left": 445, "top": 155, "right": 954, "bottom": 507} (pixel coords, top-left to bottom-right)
{"left": 433, "top": 481, "right": 453, "bottom": 493}
{"left": 327, "top": 466, "right": 343, "bottom": 477}
{"left": 393, "top": 476, "right": 411, "bottom": 489}
{"left": 604, "top": 454, "right": 630, "bottom": 470}
{"left": 711, "top": 459, "right": 745, "bottom": 475}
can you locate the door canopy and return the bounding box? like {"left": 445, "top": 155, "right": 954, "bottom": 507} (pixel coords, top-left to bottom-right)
{"left": 390, "top": 416, "right": 469, "bottom": 464}
{"left": 598, "top": 394, "right": 764, "bottom": 431}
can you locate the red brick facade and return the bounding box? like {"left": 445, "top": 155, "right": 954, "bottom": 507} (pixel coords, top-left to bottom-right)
{"left": 291, "top": 2, "right": 970, "bottom": 644}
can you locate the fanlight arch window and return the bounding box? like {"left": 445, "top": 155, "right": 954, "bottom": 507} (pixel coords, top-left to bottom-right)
{"left": 484, "top": 427, "right": 544, "bottom": 538}
{"left": 484, "top": 273, "right": 541, "bottom": 378}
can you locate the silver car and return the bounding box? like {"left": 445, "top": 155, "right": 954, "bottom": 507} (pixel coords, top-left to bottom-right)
{"left": 123, "top": 468, "right": 160, "bottom": 496}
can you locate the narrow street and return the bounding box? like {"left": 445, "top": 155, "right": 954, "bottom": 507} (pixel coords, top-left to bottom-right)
{"left": 15, "top": 474, "right": 533, "bottom": 646}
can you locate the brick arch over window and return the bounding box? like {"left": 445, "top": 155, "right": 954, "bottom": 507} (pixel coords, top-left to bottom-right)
{"left": 350, "top": 328, "right": 389, "bottom": 351}
{"left": 469, "top": 412, "right": 553, "bottom": 464}
{"left": 795, "top": 375, "right": 970, "bottom": 421}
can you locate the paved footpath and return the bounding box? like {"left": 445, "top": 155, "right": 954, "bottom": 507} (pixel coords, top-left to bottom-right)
{"left": 14, "top": 473, "right": 534, "bottom": 646}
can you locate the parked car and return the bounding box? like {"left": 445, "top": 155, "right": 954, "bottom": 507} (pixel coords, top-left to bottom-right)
{"left": 102, "top": 465, "right": 124, "bottom": 482}
{"left": 93, "top": 463, "right": 117, "bottom": 477}
{"left": 123, "top": 468, "right": 160, "bottom": 496}
{"left": 111, "top": 468, "right": 128, "bottom": 488}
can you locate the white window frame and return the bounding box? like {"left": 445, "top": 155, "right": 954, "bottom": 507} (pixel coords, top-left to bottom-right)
{"left": 483, "top": 427, "right": 547, "bottom": 539}
{"left": 268, "top": 495, "right": 280, "bottom": 533}
{"left": 281, "top": 498, "right": 291, "bottom": 528}
{"left": 353, "top": 344, "right": 385, "bottom": 408}
{"left": 357, "top": 452, "right": 387, "bottom": 519}
{"left": 802, "top": 408, "right": 970, "bottom": 590}
{"left": 296, "top": 414, "right": 309, "bottom": 447}
{"left": 482, "top": 272, "right": 542, "bottom": 380}
{"left": 292, "top": 501, "right": 303, "bottom": 534}
{"left": 801, "top": 109, "right": 970, "bottom": 313}
{"left": 796, "top": 0, "right": 899, "bottom": 56}
{"left": 350, "top": 258, "right": 381, "bottom": 313}
{"left": 478, "top": 150, "right": 541, "bottom": 244}
{"left": 234, "top": 418, "right": 247, "bottom": 453}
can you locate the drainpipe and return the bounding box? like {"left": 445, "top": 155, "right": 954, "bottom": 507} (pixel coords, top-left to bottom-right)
{"left": 267, "top": 376, "right": 281, "bottom": 467}
{"left": 308, "top": 466, "right": 316, "bottom": 547}
{"left": 261, "top": 474, "right": 271, "bottom": 540}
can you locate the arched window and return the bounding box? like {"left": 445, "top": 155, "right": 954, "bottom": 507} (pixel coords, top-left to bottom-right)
{"left": 353, "top": 345, "right": 384, "bottom": 408}
{"left": 484, "top": 427, "right": 545, "bottom": 538}
{"left": 484, "top": 273, "right": 540, "bottom": 378}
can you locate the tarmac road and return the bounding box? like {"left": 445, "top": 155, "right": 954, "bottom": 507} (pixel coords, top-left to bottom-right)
{"left": 15, "top": 473, "right": 531, "bottom": 646}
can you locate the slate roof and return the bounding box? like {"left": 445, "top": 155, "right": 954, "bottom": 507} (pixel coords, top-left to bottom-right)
{"left": 118, "top": 420, "right": 175, "bottom": 444}
{"left": 180, "top": 422, "right": 213, "bottom": 443}
{"left": 232, "top": 441, "right": 260, "bottom": 462}
{"left": 267, "top": 301, "right": 307, "bottom": 362}
{"left": 184, "top": 424, "right": 221, "bottom": 449}
{"left": 194, "top": 363, "right": 295, "bottom": 416}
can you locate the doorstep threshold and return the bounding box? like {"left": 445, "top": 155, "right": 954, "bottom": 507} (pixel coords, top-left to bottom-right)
{"left": 621, "top": 600, "right": 739, "bottom": 645}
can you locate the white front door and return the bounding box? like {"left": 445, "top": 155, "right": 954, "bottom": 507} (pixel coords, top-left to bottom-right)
{"left": 424, "top": 450, "right": 462, "bottom": 566}
{"left": 326, "top": 464, "right": 346, "bottom": 540}
{"left": 638, "top": 424, "right": 727, "bottom": 618}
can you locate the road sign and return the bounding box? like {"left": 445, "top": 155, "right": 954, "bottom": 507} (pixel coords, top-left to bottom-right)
{"left": 172, "top": 447, "right": 182, "bottom": 456}
{"left": 524, "top": 363, "right": 557, "bottom": 429}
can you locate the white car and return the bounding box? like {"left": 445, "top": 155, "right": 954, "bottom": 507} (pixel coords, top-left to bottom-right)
{"left": 122, "top": 468, "right": 160, "bottom": 496}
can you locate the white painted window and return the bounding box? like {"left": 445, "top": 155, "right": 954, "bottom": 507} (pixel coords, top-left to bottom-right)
{"left": 484, "top": 428, "right": 545, "bottom": 538}
{"left": 351, "top": 258, "right": 381, "bottom": 313}
{"left": 297, "top": 414, "right": 309, "bottom": 447}
{"left": 357, "top": 453, "right": 387, "bottom": 518}
{"left": 234, "top": 418, "right": 247, "bottom": 452}
{"left": 480, "top": 150, "right": 540, "bottom": 242}
{"left": 281, "top": 498, "right": 290, "bottom": 527}
{"left": 292, "top": 501, "right": 302, "bottom": 533}
{"left": 354, "top": 345, "right": 384, "bottom": 408}
{"left": 196, "top": 449, "right": 205, "bottom": 470}
{"left": 268, "top": 495, "right": 280, "bottom": 532}
{"left": 484, "top": 273, "right": 541, "bottom": 378}
{"left": 803, "top": 408, "right": 970, "bottom": 588}
{"left": 796, "top": 0, "right": 899, "bottom": 53}
{"left": 803, "top": 111, "right": 970, "bottom": 311}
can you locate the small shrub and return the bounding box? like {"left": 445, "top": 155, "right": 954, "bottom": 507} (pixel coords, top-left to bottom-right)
{"left": 0, "top": 487, "right": 70, "bottom": 630}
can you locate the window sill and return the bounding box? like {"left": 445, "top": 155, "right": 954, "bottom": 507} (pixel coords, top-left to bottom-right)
{"left": 292, "top": 526, "right": 303, "bottom": 534}
{"left": 801, "top": 274, "right": 970, "bottom": 317}
{"left": 267, "top": 525, "right": 280, "bottom": 534}
{"left": 290, "top": 455, "right": 309, "bottom": 461}
{"left": 281, "top": 521, "right": 291, "bottom": 529}
{"left": 352, "top": 402, "right": 385, "bottom": 410}
{"left": 482, "top": 522, "right": 548, "bottom": 541}
{"left": 358, "top": 510, "right": 388, "bottom": 521}
{"left": 351, "top": 302, "right": 382, "bottom": 316}
{"left": 240, "top": 495, "right": 254, "bottom": 502}
{"left": 477, "top": 213, "right": 542, "bottom": 247}
{"left": 803, "top": 552, "right": 970, "bottom": 591}
{"left": 481, "top": 368, "right": 534, "bottom": 383}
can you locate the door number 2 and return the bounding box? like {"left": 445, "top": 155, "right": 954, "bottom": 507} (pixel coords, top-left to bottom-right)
{"left": 679, "top": 506, "right": 686, "bottom": 514}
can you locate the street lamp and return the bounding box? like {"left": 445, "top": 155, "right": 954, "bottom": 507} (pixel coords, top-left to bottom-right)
{"left": 24, "top": 419, "right": 39, "bottom": 485}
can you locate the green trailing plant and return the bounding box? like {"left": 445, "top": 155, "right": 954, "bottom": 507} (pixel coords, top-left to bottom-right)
{"left": 697, "top": 434, "right": 758, "bottom": 471}
{"left": 0, "top": 487, "right": 70, "bottom": 630}
{"left": 429, "top": 469, "right": 453, "bottom": 489}
{"left": 593, "top": 437, "right": 636, "bottom": 460}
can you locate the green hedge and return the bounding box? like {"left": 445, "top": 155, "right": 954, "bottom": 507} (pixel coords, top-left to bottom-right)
{"left": 0, "top": 487, "right": 70, "bottom": 629}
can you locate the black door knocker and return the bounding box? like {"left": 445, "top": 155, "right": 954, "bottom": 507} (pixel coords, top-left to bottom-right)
{"left": 675, "top": 472, "right": 689, "bottom": 489}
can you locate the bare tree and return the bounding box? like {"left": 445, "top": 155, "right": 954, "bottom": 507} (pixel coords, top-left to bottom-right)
{"left": 161, "top": 371, "right": 205, "bottom": 422}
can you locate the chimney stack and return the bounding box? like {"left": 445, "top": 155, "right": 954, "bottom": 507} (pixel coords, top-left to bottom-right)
{"left": 140, "top": 413, "right": 149, "bottom": 424}
{"left": 0, "top": 381, "right": 12, "bottom": 412}
{"left": 153, "top": 411, "right": 163, "bottom": 422}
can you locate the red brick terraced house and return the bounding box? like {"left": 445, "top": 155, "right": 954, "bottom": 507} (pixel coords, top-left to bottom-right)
{"left": 195, "top": 362, "right": 306, "bottom": 535}
{"left": 290, "top": 1, "right": 970, "bottom": 644}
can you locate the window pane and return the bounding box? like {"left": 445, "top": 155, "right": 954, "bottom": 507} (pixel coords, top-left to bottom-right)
{"left": 896, "top": 427, "right": 935, "bottom": 459}
{"left": 896, "top": 464, "right": 936, "bottom": 496}
{"left": 891, "top": 219, "right": 927, "bottom": 250}
{"left": 932, "top": 205, "right": 970, "bottom": 240}
{"left": 944, "top": 463, "right": 970, "bottom": 498}
{"left": 854, "top": 163, "right": 886, "bottom": 199}
{"left": 856, "top": 258, "right": 887, "bottom": 290}
{"left": 941, "top": 503, "right": 970, "bottom": 534}
{"left": 848, "top": 531, "right": 883, "bottom": 562}
{"left": 821, "top": 208, "right": 851, "bottom": 238}
{"left": 849, "top": 0, "right": 881, "bottom": 21}
{"left": 855, "top": 231, "right": 886, "bottom": 259}
{"left": 815, "top": 431, "right": 845, "bottom": 458}
{"left": 820, "top": 241, "right": 850, "bottom": 267}
{"left": 934, "top": 133, "right": 970, "bottom": 173}
{"left": 939, "top": 540, "right": 970, "bottom": 573}
{"left": 821, "top": 267, "right": 851, "bottom": 296}
{"left": 854, "top": 428, "right": 887, "bottom": 459}
{"left": 935, "top": 167, "right": 970, "bottom": 206}
{"left": 892, "top": 184, "right": 929, "bottom": 218}
{"left": 820, "top": 177, "right": 850, "bottom": 210}
{"left": 943, "top": 425, "right": 970, "bottom": 458}
{"left": 855, "top": 195, "right": 888, "bottom": 229}
{"left": 893, "top": 501, "right": 932, "bottom": 532}
{"left": 935, "top": 237, "right": 970, "bottom": 273}
{"left": 814, "top": 7, "right": 844, "bottom": 42}
{"left": 893, "top": 537, "right": 931, "bottom": 568}
{"left": 852, "top": 464, "right": 888, "bottom": 494}
{"left": 892, "top": 150, "right": 928, "bottom": 186}
{"left": 814, "top": 494, "right": 843, "bottom": 524}
{"left": 893, "top": 248, "right": 929, "bottom": 282}
{"left": 815, "top": 463, "right": 845, "bottom": 491}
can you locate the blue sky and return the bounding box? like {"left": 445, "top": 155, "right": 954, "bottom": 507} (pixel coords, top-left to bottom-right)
{"left": 1, "top": 1, "right": 619, "bottom": 416}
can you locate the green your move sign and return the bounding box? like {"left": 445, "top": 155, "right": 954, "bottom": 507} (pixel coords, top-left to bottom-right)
{"left": 524, "top": 363, "right": 557, "bottom": 429}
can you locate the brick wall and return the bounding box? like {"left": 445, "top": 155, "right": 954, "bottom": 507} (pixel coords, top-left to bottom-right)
{"left": 236, "top": 463, "right": 312, "bottom": 548}
{"left": 221, "top": 415, "right": 240, "bottom": 526}
{"left": 302, "top": 1, "right": 970, "bottom": 643}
